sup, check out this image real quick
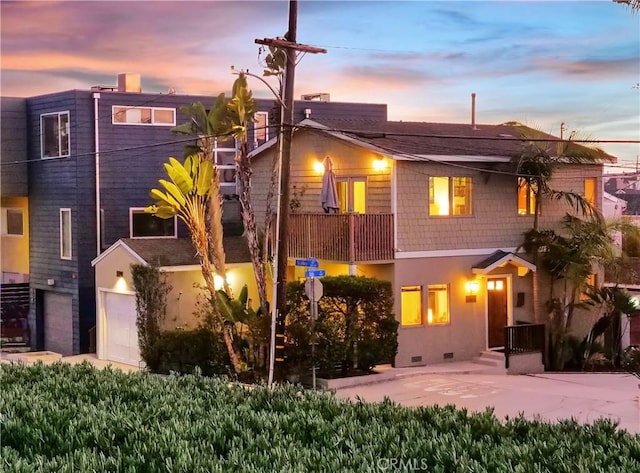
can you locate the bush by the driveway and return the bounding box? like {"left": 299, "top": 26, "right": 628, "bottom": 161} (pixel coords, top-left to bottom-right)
{"left": 1, "top": 362, "right": 638, "bottom": 472}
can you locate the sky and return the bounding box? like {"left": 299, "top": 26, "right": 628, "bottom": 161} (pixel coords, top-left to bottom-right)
{"left": 1, "top": 0, "right": 639, "bottom": 170}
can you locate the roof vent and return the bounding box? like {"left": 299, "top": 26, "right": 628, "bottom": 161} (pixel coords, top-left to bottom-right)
{"left": 118, "top": 73, "right": 142, "bottom": 93}
{"left": 301, "top": 93, "right": 330, "bottom": 102}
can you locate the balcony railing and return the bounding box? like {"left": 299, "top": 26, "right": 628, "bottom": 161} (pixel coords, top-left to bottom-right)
{"left": 288, "top": 213, "right": 394, "bottom": 263}
{"left": 504, "top": 323, "right": 545, "bottom": 369}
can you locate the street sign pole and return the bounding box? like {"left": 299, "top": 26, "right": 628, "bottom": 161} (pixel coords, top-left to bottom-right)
{"left": 304, "top": 273, "right": 323, "bottom": 390}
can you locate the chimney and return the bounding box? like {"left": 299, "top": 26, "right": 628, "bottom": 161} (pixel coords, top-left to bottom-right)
{"left": 118, "top": 73, "right": 142, "bottom": 93}
{"left": 471, "top": 93, "right": 477, "bottom": 130}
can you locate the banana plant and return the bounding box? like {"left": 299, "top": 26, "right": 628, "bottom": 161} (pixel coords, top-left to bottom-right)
{"left": 146, "top": 155, "right": 244, "bottom": 373}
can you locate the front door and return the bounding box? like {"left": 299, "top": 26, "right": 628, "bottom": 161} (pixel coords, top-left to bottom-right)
{"left": 487, "top": 277, "right": 508, "bottom": 348}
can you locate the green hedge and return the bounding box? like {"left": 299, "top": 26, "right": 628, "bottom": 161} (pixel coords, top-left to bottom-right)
{"left": 2, "top": 363, "right": 639, "bottom": 472}
{"left": 145, "top": 328, "right": 231, "bottom": 377}
{"left": 285, "top": 275, "right": 398, "bottom": 378}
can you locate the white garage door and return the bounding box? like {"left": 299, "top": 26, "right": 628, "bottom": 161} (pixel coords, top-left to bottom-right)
{"left": 104, "top": 293, "right": 140, "bottom": 367}
{"left": 44, "top": 292, "right": 73, "bottom": 356}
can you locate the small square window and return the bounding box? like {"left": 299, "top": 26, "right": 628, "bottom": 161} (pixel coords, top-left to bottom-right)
{"left": 429, "top": 177, "right": 472, "bottom": 216}
{"left": 2, "top": 209, "right": 23, "bottom": 236}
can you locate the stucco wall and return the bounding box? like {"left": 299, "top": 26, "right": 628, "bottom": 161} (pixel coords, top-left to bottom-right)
{"left": 1, "top": 196, "right": 29, "bottom": 278}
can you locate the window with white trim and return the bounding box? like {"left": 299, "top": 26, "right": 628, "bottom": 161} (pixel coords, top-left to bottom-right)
{"left": 429, "top": 177, "right": 472, "bottom": 216}
{"left": 112, "top": 106, "right": 176, "bottom": 126}
{"left": 254, "top": 111, "right": 269, "bottom": 147}
{"left": 517, "top": 178, "right": 536, "bottom": 215}
{"left": 1, "top": 208, "right": 24, "bottom": 236}
{"left": 130, "top": 208, "right": 177, "bottom": 239}
{"left": 41, "top": 112, "right": 70, "bottom": 158}
{"left": 60, "top": 208, "right": 72, "bottom": 260}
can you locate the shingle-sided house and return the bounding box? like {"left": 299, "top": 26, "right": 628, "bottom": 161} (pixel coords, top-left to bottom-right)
{"left": 249, "top": 118, "right": 609, "bottom": 367}
{"left": 2, "top": 73, "right": 387, "bottom": 356}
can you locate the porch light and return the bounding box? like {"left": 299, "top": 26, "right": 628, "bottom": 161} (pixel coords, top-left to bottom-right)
{"left": 313, "top": 160, "right": 324, "bottom": 173}
{"left": 465, "top": 279, "right": 479, "bottom": 303}
{"left": 115, "top": 271, "right": 128, "bottom": 293}
{"left": 373, "top": 157, "right": 388, "bottom": 171}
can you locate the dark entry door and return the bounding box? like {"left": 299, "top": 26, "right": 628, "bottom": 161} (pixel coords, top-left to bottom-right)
{"left": 487, "top": 277, "right": 508, "bottom": 348}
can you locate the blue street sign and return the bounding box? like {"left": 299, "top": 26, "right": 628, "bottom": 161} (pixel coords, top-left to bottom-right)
{"left": 305, "top": 269, "right": 325, "bottom": 278}
{"left": 295, "top": 258, "right": 319, "bottom": 268}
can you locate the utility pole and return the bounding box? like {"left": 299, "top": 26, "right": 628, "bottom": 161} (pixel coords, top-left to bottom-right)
{"left": 256, "top": 0, "right": 326, "bottom": 385}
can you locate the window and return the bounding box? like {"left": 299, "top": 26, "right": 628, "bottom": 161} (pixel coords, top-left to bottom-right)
{"left": 581, "top": 273, "right": 597, "bottom": 301}
{"left": 337, "top": 177, "right": 366, "bottom": 213}
{"left": 41, "top": 112, "right": 70, "bottom": 158}
{"left": 112, "top": 106, "right": 176, "bottom": 126}
{"left": 401, "top": 286, "right": 422, "bottom": 326}
{"left": 429, "top": 177, "right": 472, "bottom": 216}
{"left": 254, "top": 111, "right": 269, "bottom": 146}
{"left": 427, "top": 284, "right": 449, "bottom": 325}
{"left": 585, "top": 178, "right": 596, "bottom": 208}
{"left": 518, "top": 178, "right": 536, "bottom": 215}
{"left": 130, "top": 208, "right": 176, "bottom": 238}
{"left": 1, "top": 208, "right": 23, "bottom": 236}
{"left": 60, "top": 208, "right": 71, "bottom": 260}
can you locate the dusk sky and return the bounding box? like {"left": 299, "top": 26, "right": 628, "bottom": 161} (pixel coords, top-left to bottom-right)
{"left": 1, "top": 0, "right": 638, "bottom": 170}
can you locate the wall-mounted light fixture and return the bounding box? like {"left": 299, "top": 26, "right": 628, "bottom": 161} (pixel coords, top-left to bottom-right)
{"left": 313, "top": 159, "right": 325, "bottom": 173}
{"left": 115, "top": 270, "right": 127, "bottom": 292}
{"left": 116, "top": 271, "right": 124, "bottom": 278}
{"left": 465, "top": 279, "right": 479, "bottom": 303}
{"left": 373, "top": 157, "right": 388, "bottom": 171}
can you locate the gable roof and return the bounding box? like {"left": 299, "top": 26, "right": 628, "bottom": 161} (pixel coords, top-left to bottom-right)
{"left": 472, "top": 250, "right": 536, "bottom": 276}
{"left": 92, "top": 237, "right": 251, "bottom": 268}
{"left": 250, "top": 119, "right": 615, "bottom": 164}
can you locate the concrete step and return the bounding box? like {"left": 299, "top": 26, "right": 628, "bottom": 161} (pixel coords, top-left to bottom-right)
{"left": 472, "top": 350, "right": 505, "bottom": 368}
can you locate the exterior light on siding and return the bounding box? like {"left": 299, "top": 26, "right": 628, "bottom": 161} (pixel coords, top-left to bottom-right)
{"left": 373, "top": 157, "right": 388, "bottom": 171}
{"left": 465, "top": 279, "right": 479, "bottom": 303}
{"left": 313, "top": 160, "right": 324, "bottom": 173}
{"left": 115, "top": 271, "right": 128, "bottom": 293}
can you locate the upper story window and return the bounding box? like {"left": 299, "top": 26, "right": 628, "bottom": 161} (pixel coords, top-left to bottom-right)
{"left": 429, "top": 177, "right": 472, "bottom": 216}
{"left": 1, "top": 208, "right": 23, "bottom": 236}
{"left": 254, "top": 111, "right": 269, "bottom": 147}
{"left": 60, "top": 208, "right": 72, "bottom": 260}
{"left": 41, "top": 112, "right": 70, "bottom": 159}
{"left": 112, "top": 106, "right": 176, "bottom": 126}
{"left": 584, "top": 178, "right": 596, "bottom": 208}
{"left": 518, "top": 178, "right": 536, "bottom": 215}
{"left": 130, "top": 208, "right": 176, "bottom": 239}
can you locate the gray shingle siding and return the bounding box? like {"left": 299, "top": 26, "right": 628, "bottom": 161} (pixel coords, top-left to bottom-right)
{"left": 1, "top": 97, "right": 28, "bottom": 196}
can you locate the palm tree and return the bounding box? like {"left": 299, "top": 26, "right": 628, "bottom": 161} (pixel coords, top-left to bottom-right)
{"left": 512, "top": 123, "right": 614, "bottom": 323}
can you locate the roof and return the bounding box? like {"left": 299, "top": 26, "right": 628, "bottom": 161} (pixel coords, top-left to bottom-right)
{"left": 92, "top": 237, "right": 251, "bottom": 268}
{"left": 472, "top": 250, "right": 536, "bottom": 276}
{"left": 251, "top": 118, "right": 615, "bottom": 164}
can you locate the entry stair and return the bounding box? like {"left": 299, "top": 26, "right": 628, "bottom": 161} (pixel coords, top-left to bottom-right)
{"left": 472, "top": 350, "right": 505, "bottom": 369}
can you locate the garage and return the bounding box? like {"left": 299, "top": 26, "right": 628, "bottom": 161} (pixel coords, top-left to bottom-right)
{"left": 102, "top": 292, "right": 140, "bottom": 367}
{"left": 44, "top": 292, "right": 73, "bottom": 356}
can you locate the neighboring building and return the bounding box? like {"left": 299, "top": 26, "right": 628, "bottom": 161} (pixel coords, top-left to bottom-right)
{"left": 249, "top": 118, "right": 609, "bottom": 367}
{"left": 2, "top": 73, "right": 387, "bottom": 356}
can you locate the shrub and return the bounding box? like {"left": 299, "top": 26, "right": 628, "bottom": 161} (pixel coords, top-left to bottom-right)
{"left": 147, "top": 328, "right": 231, "bottom": 377}
{"left": 621, "top": 345, "right": 640, "bottom": 378}
{"left": 285, "top": 275, "right": 398, "bottom": 378}
{"left": 1, "top": 363, "right": 638, "bottom": 472}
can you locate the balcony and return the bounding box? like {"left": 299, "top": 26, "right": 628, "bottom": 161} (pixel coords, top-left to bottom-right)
{"left": 288, "top": 213, "right": 394, "bottom": 263}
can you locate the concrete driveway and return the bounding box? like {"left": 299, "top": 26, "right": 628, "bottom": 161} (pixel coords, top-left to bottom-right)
{"left": 335, "top": 370, "right": 640, "bottom": 435}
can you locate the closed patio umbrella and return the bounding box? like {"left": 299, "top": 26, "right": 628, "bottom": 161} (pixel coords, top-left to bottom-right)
{"left": 320, "top": 156, "right": 339, "bottom": 213}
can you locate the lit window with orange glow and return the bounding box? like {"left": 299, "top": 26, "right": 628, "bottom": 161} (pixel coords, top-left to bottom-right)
{"left": 517, "top": 178, "right": 536, "bottom": 215}
{"left": 429, "top": 177, "right": 472, "bottom": 216}
{"left": 427, "top": 284, "right": 449, "bottom": 325}
{"left": 401, "top": 286, "right": 422, "bottom": 326}
{"left": 585, "top": 178, "right": 596, "bottom": 208}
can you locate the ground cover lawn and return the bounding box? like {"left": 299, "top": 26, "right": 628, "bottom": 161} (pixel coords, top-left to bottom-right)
{"left": 1, "top": 362, "right": 639, "bottom": 472}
